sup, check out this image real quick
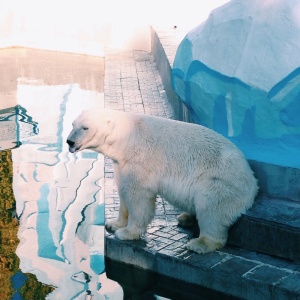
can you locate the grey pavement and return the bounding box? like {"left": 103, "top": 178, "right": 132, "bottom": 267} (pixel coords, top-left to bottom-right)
{"left": 103, "top": 30, "right": 300, "bottom": 300}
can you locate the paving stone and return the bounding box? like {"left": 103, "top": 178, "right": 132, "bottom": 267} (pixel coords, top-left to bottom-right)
{"left": 104, "top": 197, "right": 115, "bottom": 205}
{"left": 104, "top": 172, "right": 114, "bottom": 179}
{"left": 169, "top": 233, "right": 187, "bottom": 241}
{"left": 162, "top": 229, "right": 178, "bottom": 236}
{"left": 154, "top": 236, "right": 174, "bottom": 245}
{"left": 146, "top": 226, "right": 161, "bottom": 234}
{"left": 147, "top": 240, "right": 169, "bottom": 251}
{"left": 164, "top": 241, "right": 186, "bottom": 252}
{"left": 212, "top": 256, "right": 258, "bottom": 276}
{"left": 157, "top": 248, "right": 179, "bottom": 257}
{"left": 184, "top": 251, "right": 231, "bottom": 269}
{"left": 243, "top": 265, "right": 292, "bottom": 285}
{"left": 153, "top": 230, "right": 172, "bottom": 239}
{"left": 277, "top": 273, "right": 300, "bottom": 293}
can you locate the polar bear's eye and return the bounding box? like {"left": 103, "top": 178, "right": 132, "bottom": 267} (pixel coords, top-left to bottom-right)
{"left": 83, "top": 127, "right": 89, "bottom": 130}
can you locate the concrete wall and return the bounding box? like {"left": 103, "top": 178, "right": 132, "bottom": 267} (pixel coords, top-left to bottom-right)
{"left": 0, "top": 0, "right": 151, "bottom": 56}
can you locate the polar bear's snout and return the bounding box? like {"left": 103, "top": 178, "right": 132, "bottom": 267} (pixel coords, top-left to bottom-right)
{"left": 66, "top": 127, "right": 82, "bottom": 152}
{"left": 67, "top": 138, "right": 80, "bottom": 153}
{"left": 67, "top": 139, "right": 75, "bottom": 147}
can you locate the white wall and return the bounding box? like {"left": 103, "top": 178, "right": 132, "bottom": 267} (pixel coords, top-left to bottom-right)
{"left": 0, "top": 0, "right": 151, "bottom": 55}
{"left": 0, "top": 0, "right": 229, "bottom": 56}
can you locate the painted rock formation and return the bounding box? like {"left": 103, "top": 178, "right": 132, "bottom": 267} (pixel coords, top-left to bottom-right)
{"left": 172, "top": 0, "right": 300, "bottom": 168}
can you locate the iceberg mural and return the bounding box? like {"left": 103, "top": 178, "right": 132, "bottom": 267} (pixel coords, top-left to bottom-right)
{"left": 172, "top": 0, "right": 300, "bottom": 168}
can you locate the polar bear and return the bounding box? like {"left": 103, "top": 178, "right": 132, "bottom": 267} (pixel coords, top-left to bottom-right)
{"left": 67, "top": 109, "right": 258, "bottom": 254}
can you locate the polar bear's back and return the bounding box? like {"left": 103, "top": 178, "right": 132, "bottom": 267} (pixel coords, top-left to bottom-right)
{"left": 125, "top": 112, "right": 257, "bottom": 207}
{"left": 130, "top": 112, "right": 241, "bottom": 163}
{"left": 99, "top": 109, "right": 249, "bottom": 174}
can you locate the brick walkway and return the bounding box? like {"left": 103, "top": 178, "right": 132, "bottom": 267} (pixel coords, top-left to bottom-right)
{"left": 104, "top": 50, "right": 173, "bottom": 116}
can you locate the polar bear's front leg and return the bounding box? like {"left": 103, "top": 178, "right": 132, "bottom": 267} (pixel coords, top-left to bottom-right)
{"left": 105, "top": 196, "right": 128, "bottom": 232}
{"left": 114, "top": 227, "right": 140, "bottom": 240}
{"left": 114, "top": 190, "right": 157, "bottom": 241}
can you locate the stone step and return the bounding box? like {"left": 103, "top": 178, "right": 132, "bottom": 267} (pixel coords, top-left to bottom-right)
{"left": 105, "top": 228, "right": 300, "bottom": 300}
{"left": 105, "top": 257, "right": 241, "bottom": 300}
{"left": 229, "top": 196, "right": 300, "bottom": 262}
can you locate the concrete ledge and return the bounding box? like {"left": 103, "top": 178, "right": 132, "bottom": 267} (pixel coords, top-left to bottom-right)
{"left": 105, "top": 229, "right": 300, "bottom": 300}
{"left": 150, "top": 27, "right": 192, "bottom": 123}
{"left": 105, "top": 257, "right": 239, "bottom": 300}
{"left": 249, "top": 160, "right": 300, "bottom": 202}
{"left": 229, "top": 196, "right": 300, "bottom": 262}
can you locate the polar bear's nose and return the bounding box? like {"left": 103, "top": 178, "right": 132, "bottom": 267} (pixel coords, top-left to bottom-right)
{"left": 67, "top": 139, "right": 75, "bottom": 147}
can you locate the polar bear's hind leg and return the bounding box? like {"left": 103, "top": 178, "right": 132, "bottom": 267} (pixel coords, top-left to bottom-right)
{"left": 187, "top": 236, "right": 224, "bottom": 254}
{"left": 187, "top": 211, "right": 228, "bottom": 254}
{"left": 177, "top": 212, "right": 197, "bottom": 228}
{"left": 186, "top": 188, "right": 235, "bottom": 253}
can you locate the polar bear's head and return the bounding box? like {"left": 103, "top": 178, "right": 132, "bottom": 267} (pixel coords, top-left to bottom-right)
{"left": 67, "top": 109, "right": 114, "bottom": 153}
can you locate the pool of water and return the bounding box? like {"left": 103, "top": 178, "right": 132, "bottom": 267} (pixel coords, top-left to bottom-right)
{"left": 0, "top": 48, "right": 123, "bottom": 299}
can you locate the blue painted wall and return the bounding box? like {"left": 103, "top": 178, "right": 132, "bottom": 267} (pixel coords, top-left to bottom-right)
{"left": 172, "top": 44, "right": 300, "bottom": 169}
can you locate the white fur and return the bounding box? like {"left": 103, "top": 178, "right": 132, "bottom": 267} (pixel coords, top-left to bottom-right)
{"left": 67, "top": 109, "right": 258, "bottom": 254}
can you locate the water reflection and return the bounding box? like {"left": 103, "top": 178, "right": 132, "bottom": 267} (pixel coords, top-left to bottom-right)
{"left": 0, "top": 48, "right": 122, "bottom": 299}
{"left": 0, "top": 105, "right": 38, "bottom": 150}
{"left": 13, "top": 86, "right": 121, "bottom": 299}
{"left": 0, "top": 149, "right": 55, "bottom": 299}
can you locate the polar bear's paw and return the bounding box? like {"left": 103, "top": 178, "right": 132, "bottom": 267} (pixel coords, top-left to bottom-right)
{"left": 115, "top": 227, "right": 140, "bottom": 240}
{"left": 186, "top": 237, "right": 224, "bottom": 254}
{"left": 177, "top": 212, "right": 197, "bottom": 228}
{"left": 105, "top": 220, "right": 127, "bottom": 233}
